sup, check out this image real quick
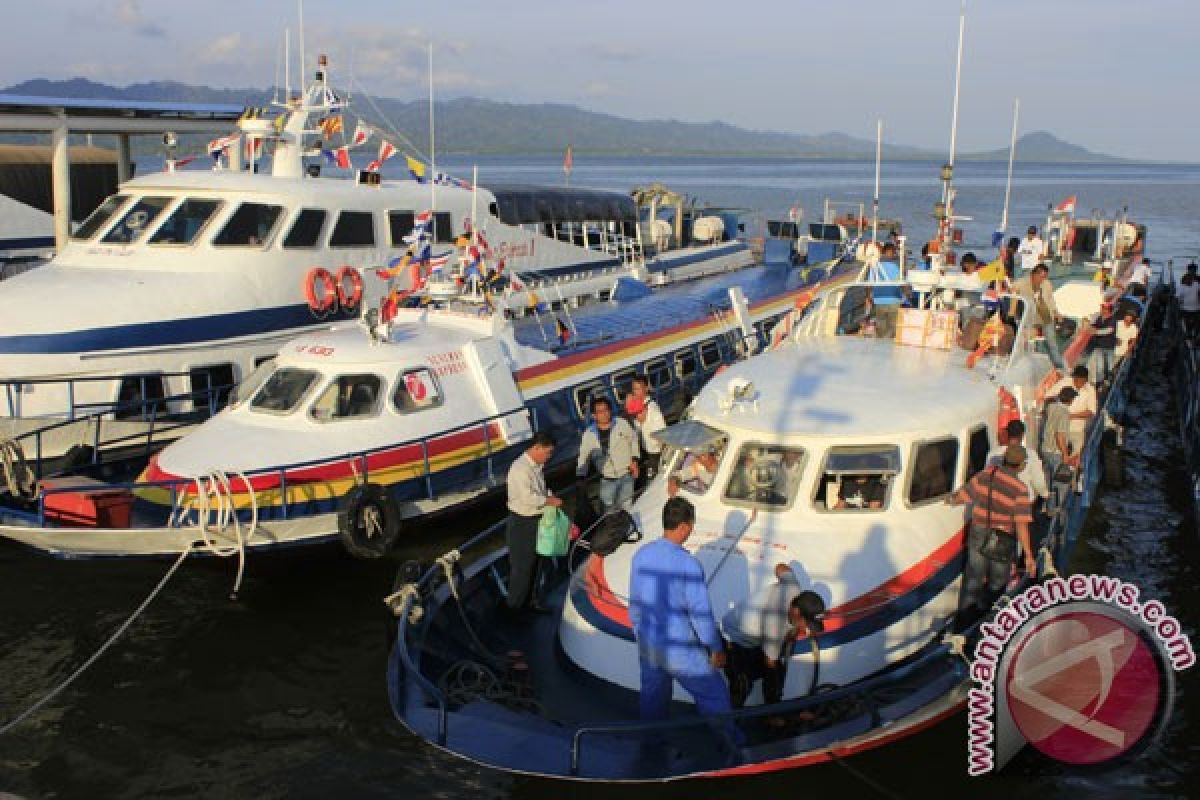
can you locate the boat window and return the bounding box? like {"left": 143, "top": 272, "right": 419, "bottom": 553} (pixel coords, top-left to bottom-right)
{"left": 574, "top": 381, "right": 608, "bottom": 420}
{"left": 432, "top": 212, "right": 453, "bottom": 244}
{"left": 148, "top": 198, "right": 222, "bottom": 246}
{"left": 675, "top": 349, "right": 697, "bottom": 381}
{"left": 724, "top": 443, "right": 806, "bottom": 510}
{"left": 100, "top": 196, "right": 173, "bottom": 244}
{"left": 815, "top": 445, "right": 901, "bottom": 511}
{"left": 699, "top": 339, "right": 722, "bottom": 370}
{"left": 113, "top": 374, "right": 167, "bottom": 420}
{"left": 250, "top": 368, "right": 319, "bottom": 414}
{"left": 213, "top": 202, "right": 283, "bottom": 247}
{"left": 611, "top": 368, "right": 639, "bottom": 401}
{"left": 230, "top": 358, "right": 275, "bottom": 406}
{"left": 72, "top": 194, "right": 129, "bottom": 240}
{"left": 908, "top": 437, "right": 959, "bottom": 505}
{"left": 393, "top": 368, "right": 443, "bottom": 413}
{"left": 329, "top": 211, "right": 376, "bottom": 247}
{"left": 663, "top": 428, "right": 729, "bottom": 497}
{"left": 282, "top": 209, "right": 328, "bottom": 248}
{"left": 388, "top": 210, "right": 415, "bottom": 245}
{"left": 310, "top": 374, "right": 383, "bottom": 421}
{"left": 967, "top": 425, "right": 990, "bottom": 476}
{"left": 646, "top": 357, "right": 672, "bottom": 390}
{"left": 188, "top": 364, "right": 235, "bottom": 413}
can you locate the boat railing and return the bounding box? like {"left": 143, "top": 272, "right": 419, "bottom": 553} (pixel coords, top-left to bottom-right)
{"left": 16, "top": 405, "right": 539, "bottom": 528}
{"left": 388, "top": 509, "right": 966, "bottom": 775}
{"left": 1, "top": 370, "right": 225, "bottom": 421}
{"left": 5, "top": 379, "right": 236, "bottom": 478}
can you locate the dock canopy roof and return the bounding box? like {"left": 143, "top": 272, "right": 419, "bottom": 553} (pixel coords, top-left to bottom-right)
{"left": 487, "top": 184, "right": 637, "bottom": 226}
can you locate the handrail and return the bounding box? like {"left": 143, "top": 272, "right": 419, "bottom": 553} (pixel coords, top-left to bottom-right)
{"left": 1, "top": 369, "right": 221, "bottom": 420}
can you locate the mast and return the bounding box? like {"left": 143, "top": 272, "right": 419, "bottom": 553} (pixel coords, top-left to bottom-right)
{"left": 297, "top": 0, "right": 307, "bottom": 97}
{"left": 428, "top": 42, "right": 437, "bottom": 214}
{"left": 999, "top": 97, "right": 1020, "bottom": 236}
{"left": 940, "top": 0, "right": 966, "bottom": 255}
{"left": 872, "top": 118, "right": 882, "bottom": 245}
{"left": 284, "top": 29, "right": 291, "bottom": 101}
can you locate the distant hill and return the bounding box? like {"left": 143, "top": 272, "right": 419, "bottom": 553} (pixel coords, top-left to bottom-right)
{"left": 0, "top": 77, "right": 1129, "bottom": 162}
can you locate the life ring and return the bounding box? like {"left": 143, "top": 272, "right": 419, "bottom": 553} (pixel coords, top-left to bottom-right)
{"left": 335, "top": 266, "right": 363, "bottom": 310}
{"left": 337, "top": 482, "right": 402, "bottom": 559}
{"left": 304, "top": 267, "right": 338, "bottom": 314}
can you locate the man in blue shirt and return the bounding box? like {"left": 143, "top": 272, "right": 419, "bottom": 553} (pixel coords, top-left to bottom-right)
{"left": 875, "top": 242, "right": 901, "bottom": 281}
{"left": 628, "top": 496, "right": 735, "bottom": 729}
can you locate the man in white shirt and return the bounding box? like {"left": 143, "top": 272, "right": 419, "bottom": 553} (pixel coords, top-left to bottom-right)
{"left": 626, "top": 377, "right": 666, "bottom": 482}
{"left": 505, "top": 432, "right": 562, "bottom": 612}
{"left": 1051, "top": 365, "right": 1098, "bottom": 456}
{"left": 1179, "top": 262, "right": 1200, "bottom": 338}
{"left": 1017, "top": 225, "right": 1046, "bottom": 272}
{"left": 1125, "top": 257, "right": 1152, "bottom": 288}
{"left": 989, "top": 420, "right": 1048, "bottom": 502}
{"left": 1115, "top": 310, "right": 1139, "bottom": 360}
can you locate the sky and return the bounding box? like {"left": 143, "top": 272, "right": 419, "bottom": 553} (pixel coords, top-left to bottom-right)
{"left": 0, "top": 0, "right": 1196, "bottom": 161}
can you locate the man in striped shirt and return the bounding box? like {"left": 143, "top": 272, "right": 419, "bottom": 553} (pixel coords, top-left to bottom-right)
{"left": 949, "top": 444, "right": 1037, "bottom": 623}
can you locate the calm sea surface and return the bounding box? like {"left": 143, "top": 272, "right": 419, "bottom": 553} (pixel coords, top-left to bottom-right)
{"left": 1, "top": 157, "right": 1198, "bottom": 798}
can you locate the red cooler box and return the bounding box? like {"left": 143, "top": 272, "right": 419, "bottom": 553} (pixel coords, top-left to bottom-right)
{"left": 41, "top": 476, "right": 134, "bottom": 528}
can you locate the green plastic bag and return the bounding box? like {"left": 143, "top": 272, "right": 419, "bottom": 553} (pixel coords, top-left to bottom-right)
{"left": 536, "top": 506, "right": 570, "bottom": 557}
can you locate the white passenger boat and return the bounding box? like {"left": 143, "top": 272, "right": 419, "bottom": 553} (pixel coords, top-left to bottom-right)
{"left": 0, "top": 57, "right": 752, "bottom": 470}
{"left": 385, "top": 242, "right": 1162, "bottom": 780}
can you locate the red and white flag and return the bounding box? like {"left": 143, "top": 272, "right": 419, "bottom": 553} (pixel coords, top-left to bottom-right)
{"left": 366, "top": 141, "right": 397, "bottom": 173}
{"left": 1056, "top": 195, "right": 1077, "bottom": 214}
{"left": 334, "top": 146, "right": 351, "bottom": 170}
{"left": 352, "top": 121, "right": 371, "bottom": 147}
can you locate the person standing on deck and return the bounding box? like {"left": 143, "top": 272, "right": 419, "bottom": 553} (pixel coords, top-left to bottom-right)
{"left": 949, "top": 444, "right": 1037, "bottom": 627}
{"left": 875, "top": 242, "right": 901, "bottom": 281}
{"left": 989, "top": 419, "right": 1048, "bottom": 504}
{"left": 1124, "top": 256, "right": 1152, "bottom": 290}
{"left": 577, "top": 396, "right": 640, "bottom": 512}
{"left": 1115, "top": 309, "right": 1139, "bottom": 363}
{"left": 1011, "top": 264, "right": 1063, "bottom": 362}
{"left": 504, "top": 432, "right": 561, "bottom": 613}
{"left": 629, "top": 496, "right": 739, "bottom": 738}
{"left": 1017, "top": 226, "right": 1046, "bottom": 273}
{"left": 1050, "top": 366, "right": 1097, "bottom": 461}
{"left": 1178, "top": 262, "right": 1200, "bottom": 339}
{"left": 626, "top": 377, "right": 666, "bottom": 485}
{"left": 1040, "top": 386, "right": 1079, "bottom": 481}
{"left": 722, "top": 563, "right": 824, "bottom": 708}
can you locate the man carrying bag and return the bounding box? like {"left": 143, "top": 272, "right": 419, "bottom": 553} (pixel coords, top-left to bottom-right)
{"left": 949, "top": 444, "right": 1036, "bottom": 628}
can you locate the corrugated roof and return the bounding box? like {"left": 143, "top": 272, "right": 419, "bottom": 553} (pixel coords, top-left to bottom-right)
{"left": 0, "top": 95, "right": 244, "bottom": 119}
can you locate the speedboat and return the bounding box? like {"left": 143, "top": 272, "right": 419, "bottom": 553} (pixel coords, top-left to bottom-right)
{"left": 385, "top": 237, "right": 1161, "bottom": 780}
{"left": 0, "top": 238, "right": 855, "bottom": 557}
{"left": 0, "top": 57, "right": 752, "bottom": 473}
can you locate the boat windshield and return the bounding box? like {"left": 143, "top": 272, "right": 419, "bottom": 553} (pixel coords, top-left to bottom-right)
{"left": 816, "top": 445, "right": 901, "bottom": 512}
{"left": 250, "top": 368, "right": 319, "bottom": 414}
{"left": 71, "top": 194, "right": 130, "bottom": 240}
{"left": 724, "top": 443, "right": 806, "bottom": 511}
{"left": 100, "top": 196, "right": 174, "bottom": 244}
{"left": 148, "top": 198, "right": 222, "bottom": 245}
{"left": 309, "top": 374, "right": 383, "bottom": 421}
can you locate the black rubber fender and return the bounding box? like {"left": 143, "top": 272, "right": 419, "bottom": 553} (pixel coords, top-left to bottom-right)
{"left": 337, "top": 483, "right": 402, "bottom": 559}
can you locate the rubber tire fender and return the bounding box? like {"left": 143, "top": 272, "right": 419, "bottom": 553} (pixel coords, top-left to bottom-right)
{"left": 337, "top": 482, "right": 402, "bottom": 559}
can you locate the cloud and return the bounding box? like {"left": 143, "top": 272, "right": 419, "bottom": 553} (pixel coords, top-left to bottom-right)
{"left": 114, "top": 0, "right": 165, "bottom": 38}
{"left": 196, "top": 32, "right": 245, "bottom": 65}
{"left": 583, "top": 81, "right": 620, "bottom": 98}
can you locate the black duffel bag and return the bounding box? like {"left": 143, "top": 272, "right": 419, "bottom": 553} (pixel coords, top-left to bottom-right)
{"left": 588, "top": 510, "right": 642, "bottom": 557}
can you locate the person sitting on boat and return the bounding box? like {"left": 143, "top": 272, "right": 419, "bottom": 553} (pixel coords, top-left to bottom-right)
{"left": 1050, "top": 365, "right": 1097, "bottom": 457}
{"left": 988, "top": 420, "right": 1048, "bottom": 504}
{"left": 1040, "top": 386, "right": 1079, "bottom": 481}
{"left": 577, "top": 396, "right": 640, "bottom": 512}
{"left": 626, "top": 377, "right": 666, "bottom": 484}
{"left": 628, "top": 496, "right": 740, "bottom": 741}
{"left": 834, "top": 473, "right": 886, "bottom": 510}
{"left": 721, "top": 563, "right": 812, "bottom": 709}
{"left": 505, "top": 432, "right": 562, "bottom": 614}
{"left": 668, "top": 447, "right": 721, "bottom": 496}
{"left": 949, "top": 444, "right": 1037, "bottom": 628}
{"left": 1085, "top": 299, "right": 1120, "bottom": 385}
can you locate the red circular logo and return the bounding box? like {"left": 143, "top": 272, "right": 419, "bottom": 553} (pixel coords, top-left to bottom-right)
{"left": 1004, "top": 610, "right": 1163, "bottom": 765}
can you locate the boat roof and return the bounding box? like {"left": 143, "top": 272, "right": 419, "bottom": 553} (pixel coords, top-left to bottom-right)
{"left": 693, "top": 336, "right": 1000, "bottom": 438}
{"left": 486, "top": 184, "right": 637, "bottom": 225}
{"left": 123, "top": 169, "right": 478, "bottom": 199}
{"left": 277, "top": 318, "right": 486, "bottom": 368}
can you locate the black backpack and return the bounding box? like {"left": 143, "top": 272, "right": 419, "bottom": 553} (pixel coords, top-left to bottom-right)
{"left": 587, "top": 510, "right": 642, "bottom": 556}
